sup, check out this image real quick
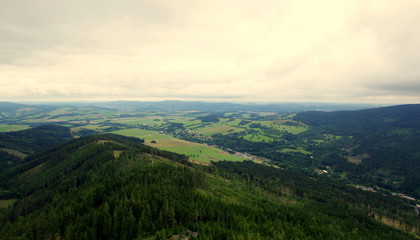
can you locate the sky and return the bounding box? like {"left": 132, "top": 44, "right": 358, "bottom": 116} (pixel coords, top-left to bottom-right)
{"left": 1, "top": 0, "right": 420, "bottom": 104}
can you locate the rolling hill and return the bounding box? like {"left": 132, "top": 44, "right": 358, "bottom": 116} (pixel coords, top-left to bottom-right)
{"left": 0, "top": 125, "right": 73, "bottom": 174}
{"left": 0, "top": 134, "right": 417, "bottom": 239}
{"left": 293, "top": 104, "right": 420, "bottom": 197}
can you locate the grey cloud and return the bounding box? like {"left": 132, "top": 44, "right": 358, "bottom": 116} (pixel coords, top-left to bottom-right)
{"left": 366, "top": 81, "right": 420, "bottom": 94}
{"left": 1, "top": 0, "right": 420, "bottom": 103}
{"left": 0, "top": 0, "right": 172, "bottom": 64}
{"left": 0, "top": 0, "right": 170, "bottom": 28}
{"left": 356, "top": 2, "right": 420, "bottom": 77}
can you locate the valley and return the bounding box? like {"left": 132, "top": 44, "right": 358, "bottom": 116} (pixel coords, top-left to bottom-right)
{"left": 0, "top": 101, "right": 419, "bottom": 239}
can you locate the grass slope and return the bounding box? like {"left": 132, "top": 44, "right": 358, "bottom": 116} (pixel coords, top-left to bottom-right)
{"left": 112, "top": 128, "right": 244, "bottom": 163}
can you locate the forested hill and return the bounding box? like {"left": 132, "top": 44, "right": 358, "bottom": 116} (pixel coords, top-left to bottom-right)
{"left": 294, "top": 104, "right": 420, "bottom": 132}
{"left": 0, "top": 134, "right": 418, "bottom": 239}
{"left": 0, "top": 125, "right": 72, "bottom": 154}
{"left": 293, "top": 104, "right": 420, "bottom": 198}
{"left": 0, "top": 102, "right": 25, "bottom": 112}
{"left": 91, "top": 100, "right": 376, "bottom": 113}
{"left": 0, "top": 125, "right": 73, "bottom": 174}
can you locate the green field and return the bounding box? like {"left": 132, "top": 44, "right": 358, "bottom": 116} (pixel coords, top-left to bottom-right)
{"left": 253, "top": 120, "right": 308, "bottom": 134}
{"left": 112, "top": 117, "right": 165, "bottom": 126}
{"left": 160, "top": 143, "right": 244, "bottom": 164}
{"left": 278, "top": 125, "right": 308, "bottom": 134}
{"left": 112, "top": 128, "right": 244, "bottom": 163}
{"left": 171, "top": 117, "right": 207, "bottom": 129}
{"left": 224, "top": 119, "right": 244, "bottom": 126}
{"left": 281, "top": 148, "right": 312, "bottom": 155}
{"left": 48, "top": 108, "right": 72, "bottom": 115}
{"left": 196, "top": 125, "right": 244, "bottom": 136}
{"left": 0, "top": 124, "right": 29, "bottom": 132}
{"left": 242, "top": 133, "right": 276, "bottom": 142}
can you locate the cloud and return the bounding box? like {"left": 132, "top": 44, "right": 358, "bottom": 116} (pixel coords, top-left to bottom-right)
{"left": 0, "top": 0, "right": 420, "bottom": 103}
{"left": 366, "top": 80, "right": 420, "bottom": 94}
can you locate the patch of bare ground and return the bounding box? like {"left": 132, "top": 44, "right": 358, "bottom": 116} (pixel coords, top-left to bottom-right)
{"left": 169, "top": 230, "right": 198, "bottom": 240}
{"left": 347, "top": 153, "right": 370, "bottom": 165}
{"left": 347, "top": 156, "right": 362, "bottom": 165}
{"left": 189, "top": 159, "right": 210, "bottom": 166}
{"left": 374, "top": 214, "right": 419, "bottom": 236}
{"left": 113, "top": 150, "right": 123, "bottom": 159}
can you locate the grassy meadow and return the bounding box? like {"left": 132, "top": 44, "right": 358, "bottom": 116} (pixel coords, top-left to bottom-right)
{"left": 112, "top": 128, "right": 244, "bottom": 164}
{"left": 242, "top": 133, "right": 276, "bottom": 142}
{"left": 281, "top": 148, "right": 312, "bottom": 155}
{"left": 1, "top": 108, "right": 315, "bottom": 163}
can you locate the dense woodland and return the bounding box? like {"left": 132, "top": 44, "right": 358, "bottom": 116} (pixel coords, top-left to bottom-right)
{"left": 0, "top": 134, "right": 418, "bottom": 239}
{"left": 0, "top": 102, "right": 419, "bottom": 239}
{"left": 293, "top": 105, "right": 420, "bottom": 197}
{"left": 0, "top": 125, "right": 72, "bottom": 174}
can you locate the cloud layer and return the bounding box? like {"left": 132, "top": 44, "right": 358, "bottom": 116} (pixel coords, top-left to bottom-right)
{"left": 1, "top": 0, "right": 420, "bottom": 103}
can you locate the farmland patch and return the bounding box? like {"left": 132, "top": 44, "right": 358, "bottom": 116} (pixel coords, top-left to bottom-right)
{"left": 0, "top": 124, "right": 29, "bottom": 132}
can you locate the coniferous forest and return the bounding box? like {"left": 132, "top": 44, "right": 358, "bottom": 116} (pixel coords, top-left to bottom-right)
{"left": 0, "top": 134, "right": 418, "bottom": 239}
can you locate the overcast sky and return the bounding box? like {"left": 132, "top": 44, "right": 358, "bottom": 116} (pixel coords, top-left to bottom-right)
{"left": 1, "top": 0, "right": 420, "bottom": 104}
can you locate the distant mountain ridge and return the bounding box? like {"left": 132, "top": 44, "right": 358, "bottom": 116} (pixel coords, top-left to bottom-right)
{"left": 294, "top": 104, "right": 420, "bottom": 130}
{"left": 91, "top": 100, "right": 380, "bottom": 113}
{"left": 0, "top": 100, "right": 380, "bottom": 114}
{"left": 0, "top": 102, "right": 25, "bottom": 112}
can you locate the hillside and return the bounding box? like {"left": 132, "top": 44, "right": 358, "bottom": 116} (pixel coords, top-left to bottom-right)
{"left": 294, "top": 104, "right": 420, "bottom": 130}
{"left": 0, "top": 102, "right": 25, "bottom": 113}
{"left": 0, "top": 134, "right": 418, "bottom": 239}
{"left": 0, "top": 125, "right": 72, "bottom": 173}
{"left": 293, "top": 104, "right": 420, "bottom": 198}
{"left": 0, "top": 125, "right": 72, "bottom": 153}
{"left": 0, "top": 103, "right": 58, "bottom": 125}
